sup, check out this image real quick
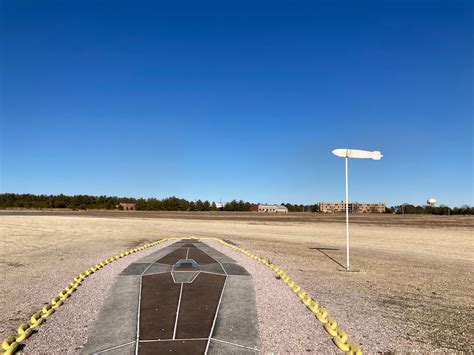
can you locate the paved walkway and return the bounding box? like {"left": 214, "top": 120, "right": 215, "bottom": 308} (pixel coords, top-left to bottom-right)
{"left": 82, "top": 240, "right": 260, "bottom": 354}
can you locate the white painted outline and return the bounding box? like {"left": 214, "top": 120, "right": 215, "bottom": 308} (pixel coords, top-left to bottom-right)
{"left": 134, "top": 273, "right": 143, "bottom": 355}
{"left": 194, "top": 243, "right": 236, "bottom": 264}
{"left": 135, "top": 240, "right": 251, "bottom": 353}
{"left": 95, "top": 340, "right": 136, "bottom": 354}
{"left": 211, "top": 337, "right": 260, "bottom": 351}
{"left": 171, "top": 270, "right": 201, "bottom": 284}
{"left": 172, "top": 283, "right": 184, "bottom": 339}
{"left": 135, "top": 241, "right": 176, "bottom": 355}
{"left": 198, "top": 270, "right": 225, "bottom": 276}
{"left": 139, "top": 338, "right": 208, "bottom": 343}
{"left": 204, "top": 257, "right": 228, "bottom": 355}
{"left": 152, "top": 262, "right": 175, "bottom": 267}
{"left": 171, "top": 270, "right": 199, "bottom": 283}
{"left": 190, "top": 271, "right": 200, "bottom": 283}
{"left": 143, "top": 269, "right": 173, "bottom": 276}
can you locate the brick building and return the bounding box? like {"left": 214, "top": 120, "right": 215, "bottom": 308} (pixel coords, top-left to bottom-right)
{"left": 319, "top": 201, "right": 385, "bottom": 213}
{"left": 116, "top": 202, "right": 136, "bottom": 211}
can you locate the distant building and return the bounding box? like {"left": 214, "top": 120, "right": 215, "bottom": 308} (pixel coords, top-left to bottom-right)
{"left": 117, "top": 202, "right": 136, "bottom": 211}
{"left": 249, "top": 204, "right": 259, "bottom": 212}
{"left": 352, "top": 202, "right": 386, "bottom": 213}
{"left": 214, "top": 202, "right": 225, "bottom": 211}
{"left": 319, "top": 202, "right": 347, "bottom": 213}
{"left": 319, "top": 201, "right": 385, "bottom": 213}
{"left": 258, "top": 204, "right": 288, "bottom": 213}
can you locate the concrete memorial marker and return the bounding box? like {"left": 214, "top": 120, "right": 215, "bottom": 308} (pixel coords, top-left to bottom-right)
{"left": 82, "top": 240, "right": 260, "bottom": 354}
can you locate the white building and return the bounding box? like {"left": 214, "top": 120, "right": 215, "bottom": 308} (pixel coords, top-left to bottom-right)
{"left": 214, "top": 202, "right": 225, "bottom": 210}
{"left": 258, "top": 204, "right": 288, "bottom": 213}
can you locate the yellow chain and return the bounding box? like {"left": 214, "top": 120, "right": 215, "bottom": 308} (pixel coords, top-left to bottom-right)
{"left": 0, "top": 239, "right": 168, "bottom": 355}
{"left": 216, "top": 239, "right": 363, "bottom": 355}
{"left": 1, "top": 236, "right": 363, "bottom": 355}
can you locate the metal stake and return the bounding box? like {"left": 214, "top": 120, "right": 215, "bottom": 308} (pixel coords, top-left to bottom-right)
{"left": 345, "top": 156, "right": 350, "bottom": 270}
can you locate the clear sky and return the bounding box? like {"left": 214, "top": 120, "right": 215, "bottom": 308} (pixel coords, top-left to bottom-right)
{"left": 1, "top": 1, "right": 473, "bottom": 207}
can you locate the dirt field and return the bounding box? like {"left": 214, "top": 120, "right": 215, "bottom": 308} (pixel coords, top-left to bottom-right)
{"left": 1, "top": 211, "right": 473, "bottom": 352}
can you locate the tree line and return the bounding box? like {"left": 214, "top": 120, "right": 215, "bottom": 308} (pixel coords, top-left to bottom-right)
{"left": 0, "top": 193, "right": 472, "bottom": 214}
{"left": 0, "top": 193, "right": 255, "bottom": 212}
{"left": 282, "top": 203, "right": 320, "bottom": 212}
{"left": 0, "top": 193, "right": 317, "bottom": 212}
{"left": 390, "top": 204, "right": 473, "bottom": 215}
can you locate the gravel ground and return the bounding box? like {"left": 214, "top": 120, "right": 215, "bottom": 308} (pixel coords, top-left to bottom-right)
{"left": 208, "top": 240, "right": 339, "bottom": 354}
{"left": 2, "top": 215, "right": 472, "bottom": 353}
{"left": 17, "top": 238, "right": 341, "bottom": 354}
{"left": 17, "top": 240, "right": 175, "bottom": 354}
{"left": 208, "top": 239, "right": 468, "bottom": 354}
{"left": 235, "top": 237, "right": 474, "bottom": 353}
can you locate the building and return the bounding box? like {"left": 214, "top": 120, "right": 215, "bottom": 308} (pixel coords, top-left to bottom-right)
{"left": 319, "top": 201, "right": 385, "bottom": 213}
{"left": 352, "top": 202, "right": 386, "bottom": 213}
{"left": 214, "top": 202, "right": 225, "bottom": 211}
{"left": 257, "top": 204, "right": 288, "bottom": 213}
{"left": 116, "top": 202, "right": 136, "bottom": 211}
{"left": 319, "top": 201, "right": 348, "bottom": 213}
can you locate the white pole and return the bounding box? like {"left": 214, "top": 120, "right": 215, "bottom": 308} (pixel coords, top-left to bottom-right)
{"left": 345, "top": 156, "right": 350, "bottom": 270}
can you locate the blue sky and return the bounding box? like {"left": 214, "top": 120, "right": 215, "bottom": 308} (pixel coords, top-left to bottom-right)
{"left": 1, "top": 1, "right": 472, "bottom": 206}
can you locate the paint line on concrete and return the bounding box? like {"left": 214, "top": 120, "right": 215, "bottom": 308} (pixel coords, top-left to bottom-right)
{"left": 172, "top": 283, "right": 184, "bottom": 340}
{"left": 134, "top": 276, "right": 142, "bottom": 355}
{"left": 139, "top": 338, "right": 208, "bottom": 343}
{"left": 83, "top": 240, "right": 259, "bottom": 355}
{"left": 95, "top": 341, "right": 136, "bottom": 354}
{"left": 212, "top": 337, "right": 260, "bottom": 351}
{"left": 204, "top": 255, "right": 229, "bottom": 354}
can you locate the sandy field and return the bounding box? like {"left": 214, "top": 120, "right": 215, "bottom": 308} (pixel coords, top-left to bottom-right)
{"left": 0, "top": 212, "right": 473, "bottom": 353}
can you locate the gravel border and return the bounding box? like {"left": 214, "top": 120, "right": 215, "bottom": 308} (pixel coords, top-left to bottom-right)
{"left": 19, "top": 240, "right": 175, "bottom": 354}
{"left": 18, "top": 238, "right": 340, "bottom": 354}
{"left": 207, "top": 240, "right": 340, "bottom": 353}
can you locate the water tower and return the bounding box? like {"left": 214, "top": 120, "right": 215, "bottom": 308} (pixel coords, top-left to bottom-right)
{"left": 427, "top": 198, "right": 436, "bottom": 207}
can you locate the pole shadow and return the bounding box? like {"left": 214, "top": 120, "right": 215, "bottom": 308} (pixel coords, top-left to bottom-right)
{"left": 308, "top": 247, "right": 347, "bottom": 269}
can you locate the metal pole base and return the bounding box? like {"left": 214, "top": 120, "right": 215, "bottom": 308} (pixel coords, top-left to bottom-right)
{"left": 336, "top": 267, "right": 361, "bottom": 273}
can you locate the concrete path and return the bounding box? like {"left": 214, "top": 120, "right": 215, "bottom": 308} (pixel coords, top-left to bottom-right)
{"left": 82, "top": 240, "right": 260, "bottom": 354}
